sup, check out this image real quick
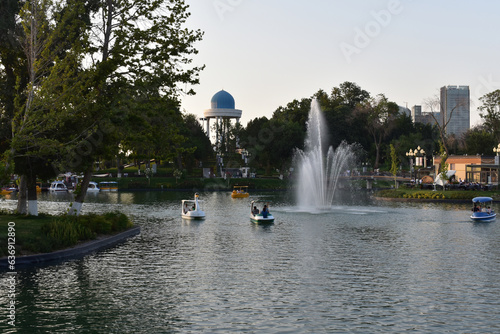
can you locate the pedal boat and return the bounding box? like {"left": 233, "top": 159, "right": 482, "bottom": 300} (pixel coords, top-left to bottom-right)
{"left": 182, "top": 193, "right": 205, "bottom": 220}
{"left": 471, "top": 197, "right": 496, "bottom": 221}
{"left": 232, "top": 185, "right": 249, "bottom": 198}
{"left": 250, "top": 200, "right": 274, "bottom": 224}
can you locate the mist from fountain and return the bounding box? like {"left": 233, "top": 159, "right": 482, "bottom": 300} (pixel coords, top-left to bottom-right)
{"left": 294, "top": 99, "right": 356, "bottom": 209}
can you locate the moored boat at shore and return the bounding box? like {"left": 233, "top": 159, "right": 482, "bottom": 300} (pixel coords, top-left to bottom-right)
{"left": 49, "top": 181, "right": 68, "bottom": 192}
{"left": 0, "top": 188, "right": 13, "bottom": 195}
{"left": 87, "top": 181, "right": 100, "bottom": 193}
{"left": 99, "top": 181, "right": 118, "bottom": 192}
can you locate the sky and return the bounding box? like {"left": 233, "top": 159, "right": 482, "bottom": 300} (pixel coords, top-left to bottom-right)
{"left": 180, "top": 0, "right": 500, "bottom": 127}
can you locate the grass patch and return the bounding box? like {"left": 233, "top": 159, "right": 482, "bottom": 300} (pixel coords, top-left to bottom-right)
{"left": 0, "top": 212, "right": 133, "bottom": 257}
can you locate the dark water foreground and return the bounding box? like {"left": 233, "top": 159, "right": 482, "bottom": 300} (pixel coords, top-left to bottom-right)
{"left": 1, "top": 191, "right": 500, "bottom": 333}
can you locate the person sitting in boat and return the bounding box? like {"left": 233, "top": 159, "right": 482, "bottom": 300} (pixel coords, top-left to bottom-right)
{"left": 252, "top": 206, "right": 259, "bottom": 216}
{"left": 184, "top": 203, "right": 189, "bottom": 214}
{"left": 262, "top": 205, "right": 269, "bottom": 218}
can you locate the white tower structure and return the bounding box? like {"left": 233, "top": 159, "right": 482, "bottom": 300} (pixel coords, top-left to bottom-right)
{"left": 202, "top": 90, "right": 242, "bottom": 147}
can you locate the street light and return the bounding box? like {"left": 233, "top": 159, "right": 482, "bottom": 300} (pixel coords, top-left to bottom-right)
{"left": 407, "top": 146, "right": 427, "bottom": 183}
{"left": 493, "top": 143, "right": 500, "bottom": 186}
{"left": 493, "top": 143, "right": 500, "bottom": 156}
{"left": 406, "top": 149, "right": 415, "bottom": 182}
{"left": 415, "top": 146, "right": 426, "bottom": 168}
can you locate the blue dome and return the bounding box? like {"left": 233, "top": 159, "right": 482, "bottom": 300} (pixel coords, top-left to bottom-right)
{"left": 211, "top": 90, "right": 235, "bottom": 109}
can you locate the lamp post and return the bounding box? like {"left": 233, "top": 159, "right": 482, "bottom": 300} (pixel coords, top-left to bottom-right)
{"left": 493, "top": 144, "right": 500, "bottom": 186}
{"left": 407, "top": 146, "right": 427, "bottom": 183}
{"left": 406, "top": 149, "right": 415, "bottom": 182}
{"left": 418, "top": 146, "right": 426, "bottom": 180}
{"left": 413, "top": 146, "right": 425, "bottom": 167}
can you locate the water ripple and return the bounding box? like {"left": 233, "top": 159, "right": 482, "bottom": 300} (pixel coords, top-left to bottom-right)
{"left": 1, "top": 192, "right": 500, "bottom": 332}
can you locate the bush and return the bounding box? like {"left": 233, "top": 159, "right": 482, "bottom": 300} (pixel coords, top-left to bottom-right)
{"left": 41, "top": 216, "right": 95, "bottom": 249}
{"left": 104, "top": 212, "right": 132, "bottom": 231}
{"left": 78, "top": 213, "right": 112, "bottom": 234}
{"left": 40, "top": 212, "right": 133, "bottom": 251}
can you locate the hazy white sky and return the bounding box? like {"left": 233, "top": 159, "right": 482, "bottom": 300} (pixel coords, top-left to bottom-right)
{"left": 180, "top": 0, "right": 500, "bottom": 127}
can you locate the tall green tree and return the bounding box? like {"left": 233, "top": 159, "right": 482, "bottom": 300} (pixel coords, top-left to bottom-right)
{"left": 180, "top": 113, "right": 213, "bottom": 171}
{"left": 330, "top": 81, "right": 370, "bottom": 109}
{"left": 66, "top": 0, "right": 204, "bottom": 215}
{"left": 9, "top": 0, "right": 93, "bottom": 215}
{"left": 0, "top": 0, "right": 26, "bottom": 152}
{"left": 354, "top": 94, "right": 399, "bottom": 169}
{"left": 478, "top": 89, "right": 500, "bottom": 142}
{"left": 463, "top": 125, "right": 496, "bottom": 155}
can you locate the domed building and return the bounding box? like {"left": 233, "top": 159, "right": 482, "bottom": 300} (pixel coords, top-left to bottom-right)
{"left": 202, "top": 90, "right": 242, "bottom": 146}
{"left": 210, "top": 90, "right": 236, "bottom": 109}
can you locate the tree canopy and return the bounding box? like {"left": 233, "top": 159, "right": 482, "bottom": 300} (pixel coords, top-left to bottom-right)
{"left": 0, "top": 0, "right": 207, "bottom": 215}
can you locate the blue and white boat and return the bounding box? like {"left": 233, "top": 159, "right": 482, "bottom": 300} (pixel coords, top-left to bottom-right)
{"left": 250, "top": 200, "right": 274, "bottom": 224}
{"left": 471, "top": 197, "right": 496, "bottom": 221}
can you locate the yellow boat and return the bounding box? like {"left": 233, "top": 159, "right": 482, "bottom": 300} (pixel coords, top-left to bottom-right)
{"left": 231, "top": 185, "right": 249, "bottom": 198}
{"left": 0, "top": 189, "right": 13, "bottom": 195}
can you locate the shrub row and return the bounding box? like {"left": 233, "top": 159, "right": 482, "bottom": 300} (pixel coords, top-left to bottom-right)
{"left": 40, "top": 212, "right": 133, "bottom": 251}
{"left": 374, "top": 189, "right": 497, "bottom": 201}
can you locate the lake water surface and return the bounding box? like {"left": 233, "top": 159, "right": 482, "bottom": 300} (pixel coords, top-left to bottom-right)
{"left": 1, "top": 191, "right": 500, "bottom": 333}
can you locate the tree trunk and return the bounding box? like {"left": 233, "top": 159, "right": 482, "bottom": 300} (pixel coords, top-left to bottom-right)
{"left": 374, "top": 145, "right": 380, "bottom": 170}
{"left": 69, "top": 166, "right": 92, "bottom": 216}
{"left": 16, "top": 175, "right": 27, "bottom": 215}
{"left": 26, "top": 174, "right": 38, "bottom": 216}
{"left": 117, "top": 157, "right": 121, "bottom": 178}
{"left": 371, "top": 130, "right": 382, "bottom": 170}
{"left": 177, "top": 153, "right": 183, "bottom": 170}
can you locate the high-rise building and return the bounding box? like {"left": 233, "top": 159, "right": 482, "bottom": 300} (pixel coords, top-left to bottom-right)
{"left": 411, "top": 105, "right": 440, "bottom": 127}
{"left": 440, "top": 85, "right": 470, "bottom": 137}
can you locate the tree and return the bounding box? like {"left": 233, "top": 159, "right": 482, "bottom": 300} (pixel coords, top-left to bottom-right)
{"left": 463, "top": 125, "right": 496, "bottom": 155}
{"left": 0, "top": 0, "right": 27, "bottom": 155}
{"left": 389, "top": 143, "right": 399, "bottom": 188}
{"left": 478, "top": 89, "right": 500, "bottom": 142}
{"left": 424, "top": 91, "right": 469, "bottom": 156}
{"left": 330, "top": 81, "right": 370, "bottom": 109}
{"left": 437, "top": 141, "right": 448, "bottom": 190}
{"left": 67, "top": 0, "right": 204, "bottom": 215}
{"left": 354, "top": 94, "right": 399, "bottom": 169}
{"left": 272, "top": 98, "right": 311, "bottom": 133}
{"left": 180, "top": 113, "right": 213, "bottom": 171}
{"left": 265, "top": 119, "right": 303, "bottom": 174}
{"left": 9, "top": 0, "right": 93, "bottom": 215}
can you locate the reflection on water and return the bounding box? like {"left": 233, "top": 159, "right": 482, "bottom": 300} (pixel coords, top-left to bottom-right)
{"left": 1, "top": 191, "right": 500, "bottom": 333}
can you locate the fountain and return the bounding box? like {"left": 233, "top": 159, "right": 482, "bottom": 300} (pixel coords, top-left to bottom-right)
{"left": 294, "top": 99, "right": 356, "bottom": 209}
